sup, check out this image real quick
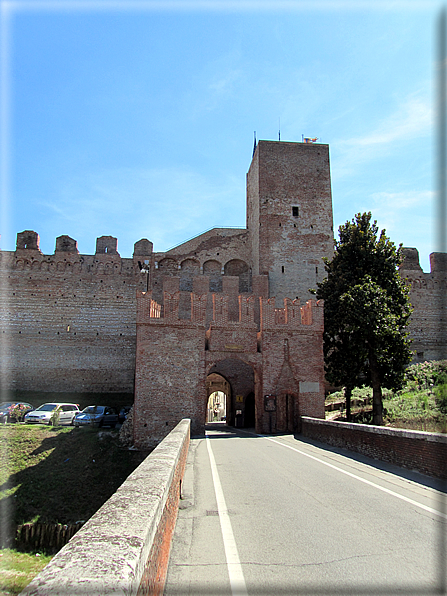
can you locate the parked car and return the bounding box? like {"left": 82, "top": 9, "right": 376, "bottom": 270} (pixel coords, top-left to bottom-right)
{"left": 0, "top": 402, "right": 34, "bottom": 423}
{"left": 118, "top": 405, "right": 132, "bottom": 425}
{"left": 24, "top": 403, "right": 79, "bottom": 425}
{"left": 74, "top": 406, "right": 118, "bottom": 428}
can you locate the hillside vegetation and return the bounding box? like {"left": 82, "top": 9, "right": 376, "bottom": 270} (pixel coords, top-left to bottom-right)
{"left": 326, "top": 360, "right": 447, "bottom": 433}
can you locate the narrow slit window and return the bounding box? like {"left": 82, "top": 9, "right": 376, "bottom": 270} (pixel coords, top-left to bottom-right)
{"left": 282, "top": 266, "right": 285, "bottom": 273}
{"left": 292, "top": 206, "right": 299, "bottom": 217}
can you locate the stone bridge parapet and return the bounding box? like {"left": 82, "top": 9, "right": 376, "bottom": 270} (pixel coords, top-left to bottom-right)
{"left": 21, "top": 419, "right": 190, "bottom": 596}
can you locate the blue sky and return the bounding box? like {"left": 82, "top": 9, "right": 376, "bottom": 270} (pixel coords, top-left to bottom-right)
{"left": 0, "top": 0, "right": 442, "bottom": 271}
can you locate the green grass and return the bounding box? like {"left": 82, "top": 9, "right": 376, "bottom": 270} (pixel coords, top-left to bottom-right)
{"left": 0, "top": 424, "right": 151, "bottom": 593}
{"left": 0, "top": 549, "right": 52, "bottom": 595}
{"left": 382, "top": 388, "right": 447, "bottom": 432}
{"left": 0, "top": 425, "right": 149, "bottom": 527}
{"left": 325, "top": 360, "right": 447, "bottom": 432}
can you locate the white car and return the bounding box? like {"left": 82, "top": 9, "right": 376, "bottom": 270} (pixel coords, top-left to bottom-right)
{"left": 24, "top": 403, "right": 80, "bottom": 426}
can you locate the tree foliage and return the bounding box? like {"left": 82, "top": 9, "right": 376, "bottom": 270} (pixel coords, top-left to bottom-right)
{"left": 316, "top": 212, "right": 413, "bottom": 425}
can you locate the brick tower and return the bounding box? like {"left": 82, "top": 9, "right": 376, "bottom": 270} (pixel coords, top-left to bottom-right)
{"left": 247, "top": 140, "right": 334, "bottom": 301}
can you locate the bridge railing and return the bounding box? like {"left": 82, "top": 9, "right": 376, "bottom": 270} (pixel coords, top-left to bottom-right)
{"left": 21, "top": 418, "right": 190, "bottom": 596}
{"left": 301, "top": 417, "right": 447, "bottom": 480}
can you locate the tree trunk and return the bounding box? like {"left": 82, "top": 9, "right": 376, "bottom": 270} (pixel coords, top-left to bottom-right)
{"left": 369, "top": 351, "right": 383, "bottom": 425}
{"left": 345, "top": 386, "right": 352, "bottom": 422}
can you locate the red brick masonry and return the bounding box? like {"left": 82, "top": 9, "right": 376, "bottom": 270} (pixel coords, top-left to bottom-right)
{"left": 301, "top": 417, "right": 447, "bottom": 480}
{"left": 138, "top": 421, "right": 190, "bottom": 596}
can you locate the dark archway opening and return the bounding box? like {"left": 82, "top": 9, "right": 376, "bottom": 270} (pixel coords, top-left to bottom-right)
{"left": 244, "top": 392, "right": 255, "bottom": 428}
{"left": 207, "top": 359, "right": 255, "bottom": 428}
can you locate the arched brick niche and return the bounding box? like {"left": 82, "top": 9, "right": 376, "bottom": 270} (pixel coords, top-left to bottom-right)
{"left": 180, "top": 259, "right": 200, "bottom": 291}
{"left": 203, "top": 260, "right": 222, "bottom": 293}
{"left": 224, "top": 259, "right": 251, "bottom": 293}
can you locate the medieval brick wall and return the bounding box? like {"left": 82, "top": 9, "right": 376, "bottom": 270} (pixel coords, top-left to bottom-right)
{"left": 134, "top": 321, "right": 206, "bottom": 448}
{"left": 0, "top": 236, "right": 150, "bottom": 393}
{"left": 259, "top": 297, "right": 325, "bottom": 434}
{"left": 399, "top": 248, "right": 447, "bottom": 362}
{"left": 133, "top": 281, "right": 326, "bottom": 446}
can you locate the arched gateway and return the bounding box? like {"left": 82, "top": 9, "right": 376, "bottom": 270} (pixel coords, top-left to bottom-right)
{"left": 206, "top": 359, "right": 256, "bottom": 428}
{"left": 133, "top": 289, "right": 325, "bottom": 449}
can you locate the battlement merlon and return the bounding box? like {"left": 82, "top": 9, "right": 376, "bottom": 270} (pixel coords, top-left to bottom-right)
{"left": 400, "top": 247, "right": 447, "bottom": 276}
{"left": 55, "top": 235, "right": 79, "bottom": 253}
{"left": 260, "top": 297, "right": 324, "bottom": 330}
{"left": 16, "top": 231, "right": 41, "bottom": 252}
{"left": 430, "top": 252, "right": 447, "bottom": 274}
{"left": 136, "top": 291, "right": 208, "bottom": 325}
{"left": 13, "top": 231, "right": 153, "bottom": 260}
{"left": 399, "top": 247, "right": 423, "bottom": 272}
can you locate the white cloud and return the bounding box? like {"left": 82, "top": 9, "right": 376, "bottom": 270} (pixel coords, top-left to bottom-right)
{"left": 348, "top": 97, "right": 431, "bottom": 147}
{"left": 371, "top": 189, "right": 434, "bottom": 211}
{"left": 371, "top": 189, "right": 434, "bottom": 270}
{"left": 332, "top": 92, "right": 432, "bottom": 179}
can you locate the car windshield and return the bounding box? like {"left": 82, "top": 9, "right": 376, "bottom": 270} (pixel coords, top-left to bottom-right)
{"left": 0, "top": 403, "right": 14, "bottom": 409}
{"left": 36, "top": 404, "right": 58, "bottom": 412}
{"left": 83, "top": 406, "right": 105, "bottom": 414}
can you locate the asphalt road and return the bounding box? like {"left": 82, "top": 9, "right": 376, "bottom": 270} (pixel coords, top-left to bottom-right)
{"left": 164, "top": 424, "right": 447, "bottom": 595}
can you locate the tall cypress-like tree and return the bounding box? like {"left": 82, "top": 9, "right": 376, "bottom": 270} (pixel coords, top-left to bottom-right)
{"left": 316, "top": 212, "right": 413, "bottom": 425}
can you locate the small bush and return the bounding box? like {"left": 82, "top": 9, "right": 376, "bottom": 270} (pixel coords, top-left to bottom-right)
{"left": 435, "top": 384, "right": 447, "bottom": 414}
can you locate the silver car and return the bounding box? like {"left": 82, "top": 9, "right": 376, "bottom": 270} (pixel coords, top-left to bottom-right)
{"left": 24, "top": 403, "right": 80, "bottom": 425}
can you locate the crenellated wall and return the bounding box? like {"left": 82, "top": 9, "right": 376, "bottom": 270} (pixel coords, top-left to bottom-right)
{"left": 0, "top": 226, "right": 259, "bottom": 393}
{"left": 399, "top": 248, "right": 447, "bottom": 362}
{"left": 0, "top": 234, "right": 145, "bottom": 393}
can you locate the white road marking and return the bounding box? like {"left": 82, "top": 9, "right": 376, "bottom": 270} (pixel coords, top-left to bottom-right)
{"left": 266, "top": 437, "right": 447, "bottom": 520}
{"left": 206, "top": 435, "right": 248, "bottom": 596}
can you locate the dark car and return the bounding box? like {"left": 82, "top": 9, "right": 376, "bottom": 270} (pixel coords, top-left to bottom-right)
{"left": 118, "top": 406, "right": 132, "bottom": 425}
{"left": 74, "top": 406, "right": 118, "bottom": 428}
{"left": 0, "top": 402, "right": 34, "bottom": 423}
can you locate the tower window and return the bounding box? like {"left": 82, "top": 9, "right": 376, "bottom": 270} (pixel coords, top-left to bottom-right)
{"left": 292, "top": 206, "right": 299, "bottom": 217}
{"left": 282, "top": 266, "right": 285, "bottom": 273}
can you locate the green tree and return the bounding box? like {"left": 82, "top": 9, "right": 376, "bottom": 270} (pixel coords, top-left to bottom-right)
{"left": 317, "top": 212, "right": 413, "bottom": 425}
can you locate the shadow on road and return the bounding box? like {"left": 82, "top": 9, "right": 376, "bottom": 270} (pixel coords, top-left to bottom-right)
{"left": 200, "top": 423, "right": 447, "bottom": 493}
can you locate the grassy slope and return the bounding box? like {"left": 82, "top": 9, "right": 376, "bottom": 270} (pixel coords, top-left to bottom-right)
{"left": 326, "top": 386, "right": 447, "bottom": 432}
{"left": 0, "top": 549, "right": 52, "bottom": 596}
{"left": 0, "top": 425, "right": 149, "bottom": 526}
{"left": 0, "top": 424, "right": 150, "bottom": 594}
